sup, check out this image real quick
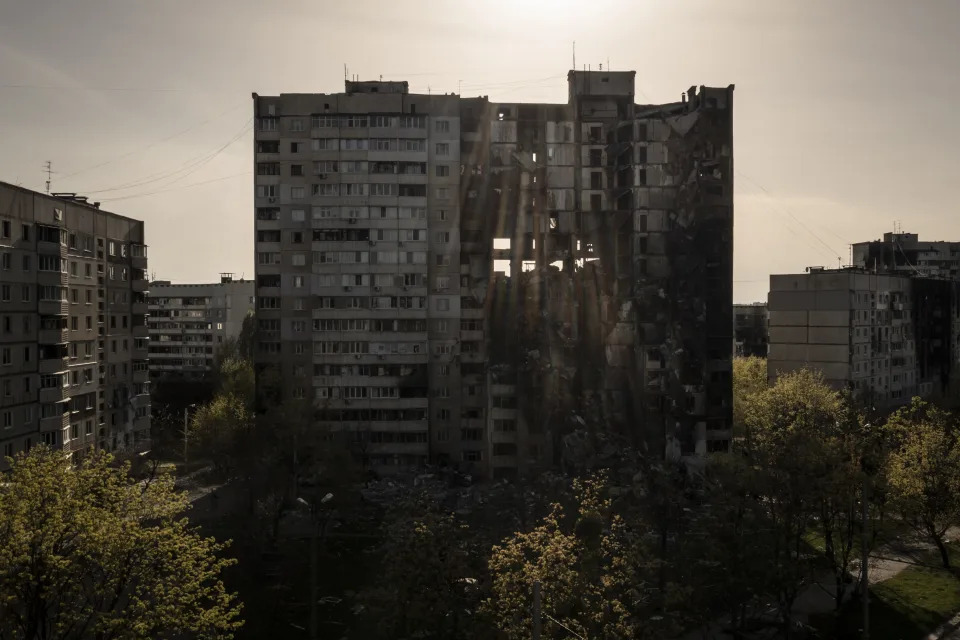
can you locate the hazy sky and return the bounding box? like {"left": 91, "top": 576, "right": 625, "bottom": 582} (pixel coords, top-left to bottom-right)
{"left": 1, "top": 0, "right": 958, "bottom": 302}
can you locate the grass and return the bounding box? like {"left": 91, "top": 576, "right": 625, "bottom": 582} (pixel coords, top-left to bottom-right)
{"left": 811, "top": 542, "right": 960, "bottom": 639}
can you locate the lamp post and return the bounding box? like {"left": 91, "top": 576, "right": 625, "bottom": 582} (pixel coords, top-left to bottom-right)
{"left": 297, "top": 492, "right": 333, "bottom": 640}
{"left": 183, "top": 403, "right": 196, "bottom": 469}
{"left": 861, "top": 422, "right": 872, "bottom": 640}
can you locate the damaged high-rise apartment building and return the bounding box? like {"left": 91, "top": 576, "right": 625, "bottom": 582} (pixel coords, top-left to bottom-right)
{"left": 252, "top": 71, "right": 734, "bottom": 478}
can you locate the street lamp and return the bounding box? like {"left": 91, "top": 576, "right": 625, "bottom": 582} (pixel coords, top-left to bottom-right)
{"left": 297, "top": 493, "right": 333, "bottom": 640}
{"left": 183, "top": 403, "right": 197, "bottom": 469}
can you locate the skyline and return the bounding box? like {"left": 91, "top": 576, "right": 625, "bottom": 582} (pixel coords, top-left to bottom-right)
{"left": 2, "top": 0, "right": 959, "bottom": 302}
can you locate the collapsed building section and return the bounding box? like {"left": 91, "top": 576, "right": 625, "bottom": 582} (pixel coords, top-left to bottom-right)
{"left": 461, "top": 73, "right": 734, "bottom": 478}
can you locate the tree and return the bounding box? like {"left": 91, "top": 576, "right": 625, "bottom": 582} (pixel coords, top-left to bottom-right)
{"left": 483, "top": 474, "right": 676, "bottom": 640}
{"left": 741, "top": 368, "right": 847, "bottom": 621}
{"left": 190, "top": 392, "right": 253, "bottom": 478}
{"left": 732, "top": 356, "right": 767, "bottom": 437}
{"left": 884, "top": 397, "right": 960, "bottom": 569}
{"left": 358, "top": 495, "right": 489, "bottom": 639}
{"left": 0, "top": 447, "right": 243, "bottom": 640}
{"left": 217, "top": 357, "right": 255, "bottom": 409}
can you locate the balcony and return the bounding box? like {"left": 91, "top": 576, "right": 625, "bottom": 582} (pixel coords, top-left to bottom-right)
{"left": 39, "top": 386, "right": 67, "bottom": 403}
{"left": 132, "top": 279, "right": 148, "bottom": 293}
{"left": 40, "top": 411, "right": 68, "bottom": 431}
{"left": 132, "top": 325, "right": 149, "bottom": 338}
{"left": 39, "top": 357, "right": 69, "bottom": 374}
{"left": 38, "top": 300, "right": 68, "bottom": 316}
{"left": 132, "top": 368, "right": 149, "bottom": 383}
{"left": 38, "top": 270, "right": 68, "bottom": 287}
{"left": 132, "top": 302, "right": 148, "bottom": 315}
{"left": 38, "top": 328, "right": 69, "bottom": 345}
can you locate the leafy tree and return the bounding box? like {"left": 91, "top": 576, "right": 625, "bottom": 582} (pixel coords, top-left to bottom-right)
{"left": 732, "top": 356, "right": 767, "bottom": 437}
{"left": 741, "top": 368, "right": 846, "bottom": 621}
{"left": 190, "top": 392, "right": 253, "bottom": 478}
{"left": 884, "top": 397, "right": 960, "bottom": 569}
{"left": 483, "top": 474, "right": 676, "bottom": 640}
{"left": 358, "top": 496, "right": 489, "bottom": 639}
{"left": 217, "top": 357, "right": 255, "bottom": 409}
{"left": 0, "top": 447, "right": 242, "bottom": 640}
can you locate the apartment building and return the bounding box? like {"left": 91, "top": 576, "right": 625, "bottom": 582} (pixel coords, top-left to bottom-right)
{"left": 768, "top": 268, "right": 959, "bottom": 408}
{"left": 734, "top": 303, "right": 768, "bottom": 357}
{"left": 0, "top": 182, "right": 149, "bottom": 469}
{"left": 148, "top": 274, "right": 255, "bottom": 380}
{"left": 253, "top": 71, "right": 734, "bottom": 478}
{"left": 853, "top": 232, "right": 960, "bottom": 279}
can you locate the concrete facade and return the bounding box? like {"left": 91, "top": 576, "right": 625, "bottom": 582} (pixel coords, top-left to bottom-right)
{"left": 253, "top": 71, "right": 735, "bottom": 477}
{"left": 734, "top": 303, "right": 768, "bottom": 357}
{"left": 148, "top": 275, "right": 255, "bottom": 380}
{"left": 768, "top": 268, "right": 958, "bottom": 408}
{"left": 853, "top": 232, "right": 960, "bottom": 279}
{"left": 0, "top": 182, "right": 149, "bottom": 469}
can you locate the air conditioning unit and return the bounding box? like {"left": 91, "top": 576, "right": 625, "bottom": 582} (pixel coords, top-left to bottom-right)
{"left": 267, "top": 197, "right": 277, "bottom": 203}
{"left": 368, "top": 240, "right": 376, "bottom": 246}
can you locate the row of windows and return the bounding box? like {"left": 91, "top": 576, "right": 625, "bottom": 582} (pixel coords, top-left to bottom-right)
{"left": 256, "top": 295, "right": 470, "bottom": 312}
{"left": 258, "top": 115, "right": 440, "bottom": 131}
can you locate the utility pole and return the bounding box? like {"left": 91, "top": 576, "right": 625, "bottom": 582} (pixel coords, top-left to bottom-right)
{"left": 861, "top": 471, "right": 870, "bottom": 639}
{"left": 532, "top": 580, "right": 542, "bottom": 640}
{"left": 309, "top": 507, "right": 318, "bottom": 640}
{"left": 43, "top": 161, "right": 52, "bottom": 194}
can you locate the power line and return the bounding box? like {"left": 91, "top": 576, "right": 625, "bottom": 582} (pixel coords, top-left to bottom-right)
{"left": 58, "top": 98, "right": 249, "bottom": 182}
{"left": 737, "top": 171, "right": 845, "bottom": 261}
{"left": 78, "top": 118, "right": 252, "bottom": 195}
{"left": 99, "top": 172, "right": 249, "bottom": 203}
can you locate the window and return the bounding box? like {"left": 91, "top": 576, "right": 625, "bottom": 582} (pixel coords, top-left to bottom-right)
{"left": 435, "top": 143, "right": 450, "bottom": 155}
{"left": 436, "top": 298, "right": 450, "bottom": 311}
{"left": 290, "top": 141, "right": 302, "bottom": 153}
{"left": 0, "top": 253, "right": 9, "bottom": 270}
{"left": 257, "top": 162, "right": 280, "bottom": 176}
{"left": 312, "top": 115, "right": 339, "bottom": 128}
{"left": 293, "top": 276, "right": 305, "bottom": 288}
{"left": 291, "top": 253, "right": 306, "bottom": 266}
{"left": 291, "top": 186, "right": 305, "bottom": 199}
{"left": 21, "top": 224, "right": 29, "bottom": 241}
{"left": 22, "top": 255, "right": 31, "bottom": 271}
{"left": 313, "top": 184, "right": 338, "bottom": 196}
{"left": 435, "top": 165, "right": 450, "bottom": 177}
{"left": 435, "top": 120, "right": 450, "bottom": 133}
{"left": 371, "top": 115, "right": 393, "bottom": 128}
{"left": 436, "top": 187, "right": 450, "bottom": 199}
{"left": 289, "top": 118, "right": 304, "bottom": 131}
{"left": 400, "top": 115, "right": 425, "bottom": 128}
{"left": 291, "top": 164, "right": 304, "bottom": 176}
{"left": 291, "top": 209, "right": 306, "bottom": 222}
{"left": 257, "top": 141, "right": 279, "bottom": 153}
{"left": 0, "top": 220, "right": 9, "bottom": 238}
{"left": 21, "top": 285, "right": 30, "bottom": 302}
{"left": 1, "top": 348, "right": 10, "bottom": 365}
{"left": 1, "top": 285, "right": 9, "bottom": 302}
{"left": 256, "top": 185, "right": 278, "bottom": 198}
{"left": 437, "top": 209, "right": 447, "bottom": 221}
{"left": 311, "top": 138, "right": 337, "bottom": 150}
{"left": 370, "top": 183, "right": 397, "bottom": 196}
{"left": 340, "top": 138, "right": 368, "bottom": 151}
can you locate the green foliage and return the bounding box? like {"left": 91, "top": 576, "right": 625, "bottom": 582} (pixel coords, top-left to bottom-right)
{"left": 358, "top": 497, "right": 488, "bottom": 639}
{"left": 483, "top": 474, "right": 674, "bottom": 640}
{"left": 884, "top": 398, "right": 960, "bottom": 568}
{"left": 732, "top": 356, "right": 767, "bottom": 435}
{"left": 190, "top": 392, "right": 253, "bottom": 477}
{"left": 217, "top": 357, "right": 255, "bottom": 409}
{"left": 0, "top": 447, "right": 242, "bottom": 640}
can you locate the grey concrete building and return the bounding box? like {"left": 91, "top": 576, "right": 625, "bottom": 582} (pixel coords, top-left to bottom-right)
{"left": 253, "top": 71, "right": 735, "bottom": 478}
{"left": 148, "top": 274, "right": 255, "bottom": 380}
{"left": 734, "top": 302, "right": 768, "bottom": 358}
{"left": 853, "top": 232, "right": 960, "bottom": 279}
{"left": 0, "top": 182, "right": 149, "bottom": 470}
{"left": 768, "top": 268, "right": 959, "bottom": 408}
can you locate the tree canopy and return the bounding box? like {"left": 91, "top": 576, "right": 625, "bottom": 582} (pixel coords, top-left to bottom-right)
{"left": 0, "top": 447, "right": 243, "bottom": 640}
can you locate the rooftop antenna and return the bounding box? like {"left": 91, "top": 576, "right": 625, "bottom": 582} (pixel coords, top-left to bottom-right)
{"left": 379, "top": 74, "right": 382, "bottom": 81}
{"left": 572, "top": 41, "right": 576, "bottom": 70}
{"left": 43, "top": 161, "right": 53, "bottom": 194}
{"left": 458, "top": 79, "right": 461, "bottom": 95}
{"left": 607, "top": 57, "right": 610, "bottom": 71}
{"left": 344, "top": 64, "right": 348, "bottom": 82}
